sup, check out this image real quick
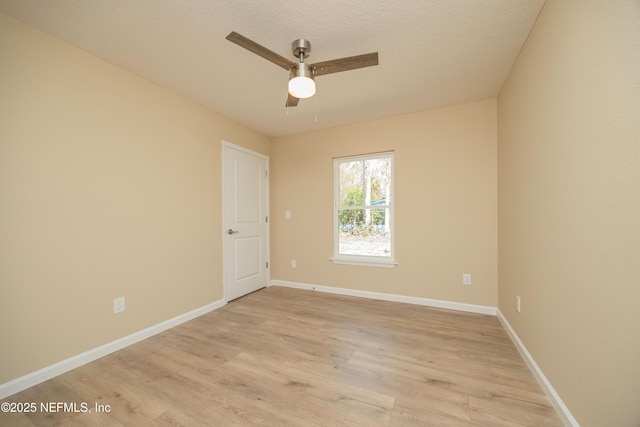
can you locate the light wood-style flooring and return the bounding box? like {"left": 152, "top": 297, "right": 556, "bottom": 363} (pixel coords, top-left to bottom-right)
{"left": 1, "top": 286, "right": 563, "bottom": 426}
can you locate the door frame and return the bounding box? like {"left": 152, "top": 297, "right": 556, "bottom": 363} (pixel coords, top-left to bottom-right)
{"left": 221, "top": 140, "right": 270, "bottom": 302}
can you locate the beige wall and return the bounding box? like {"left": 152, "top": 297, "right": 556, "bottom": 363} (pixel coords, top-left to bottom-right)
{"left": 498, "top": 1, "right": 640, "bottom": 426}
{"left": 271, "top": 99, "right": 498, "bottom": 307}
{"left": 0, "top": 14, "right": 269, "bottom": 384}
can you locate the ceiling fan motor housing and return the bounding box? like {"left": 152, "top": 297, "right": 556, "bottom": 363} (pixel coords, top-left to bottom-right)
{"left": 289, "top": 62, "right": 314, "bottom": 79}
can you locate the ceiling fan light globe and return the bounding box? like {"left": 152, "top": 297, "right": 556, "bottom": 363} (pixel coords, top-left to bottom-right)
{"left": 288, "top": 76, "right": 316, "bottom": 98}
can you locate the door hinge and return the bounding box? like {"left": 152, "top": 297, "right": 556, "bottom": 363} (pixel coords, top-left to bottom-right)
{"left": 266, "top": 261, "right": 269, "bottom": 268}
{"left": 266, "top": 216, "right": 268, "bottom": 223}
{"left": 265, "top": 170, "right": 268, "bottom": 178}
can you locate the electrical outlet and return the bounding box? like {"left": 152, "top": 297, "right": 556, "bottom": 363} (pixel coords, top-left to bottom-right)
{"left": 462, "top": 274, "right": 471, "bottom": 285}
{"left": 114, "top": 297, "right": 125, "bottom": 314}
{"left": 291, "top": 259, "right": 297, "bottom": 269}
{"left": 516, "top": 295, "right": 521, "bottom": 314}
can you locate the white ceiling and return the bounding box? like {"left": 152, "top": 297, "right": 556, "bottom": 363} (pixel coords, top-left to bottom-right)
{"left": 0, "top": 0, "right": 545, "bottom": 137}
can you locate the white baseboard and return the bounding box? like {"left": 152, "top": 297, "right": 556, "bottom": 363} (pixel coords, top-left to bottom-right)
{"left": 496, "top": 309, "right": 579, "bottom": 427}
{"left": 270, "top": 280, "right": 497, "bottom": 315}
{"left": 0, "top": 298, "right": 227, "bottom": 400}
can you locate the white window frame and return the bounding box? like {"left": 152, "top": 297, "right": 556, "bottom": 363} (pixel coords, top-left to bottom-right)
{"left": 331, "top": 152, "right": 396, "bottom": 268}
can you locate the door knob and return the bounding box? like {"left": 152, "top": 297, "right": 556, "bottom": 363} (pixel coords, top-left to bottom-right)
{"left": 227, "top": 229, "right": 239, "bottom": 235}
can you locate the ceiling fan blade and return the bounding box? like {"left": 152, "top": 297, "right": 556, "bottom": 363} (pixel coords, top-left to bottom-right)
{"left": 310, "top": 52, "right": 379, "bottom": 77}
{"left": 286, "top": 93, "right": 300, "bottom": 107}
{"left": 226, "top": 31, "right": 295, "bottom": 70}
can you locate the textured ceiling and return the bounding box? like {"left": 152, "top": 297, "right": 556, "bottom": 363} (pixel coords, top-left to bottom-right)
{"left": 0, "top": 0, "right": 545, "bottom": 137}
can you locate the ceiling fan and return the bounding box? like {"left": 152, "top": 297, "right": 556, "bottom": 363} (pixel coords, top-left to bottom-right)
{"left": 226, "top": 31, "right": 379, "bottom": 107}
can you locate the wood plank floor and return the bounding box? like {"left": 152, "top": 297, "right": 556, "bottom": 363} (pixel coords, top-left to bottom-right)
{"left": 1, "top": 286, "right": 563, "bottom": 426}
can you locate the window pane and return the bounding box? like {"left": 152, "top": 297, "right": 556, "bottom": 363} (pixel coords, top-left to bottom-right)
{"left": 363, "top": 158, "right": 392, "bottom": 207}
{"left": 339, "top": 157, "right": 391, "bottom": 208}
{"left": 338, "top": 208, "right": 391, "bottom": 257}
{"left": 339, "top": 161, "right": 364, "bottom": 207}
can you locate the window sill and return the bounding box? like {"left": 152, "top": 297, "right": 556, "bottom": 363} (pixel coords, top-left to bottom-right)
{"left": 329, "top": 257, "right": 398, "bottom": 268}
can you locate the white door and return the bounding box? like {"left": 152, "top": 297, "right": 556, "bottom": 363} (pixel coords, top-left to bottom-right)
{"left": 223, "top": 142, "right": 269, "bottom": 301}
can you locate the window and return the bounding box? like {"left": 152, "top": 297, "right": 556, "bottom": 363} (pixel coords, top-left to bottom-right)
{"left": 332, "top": 152, "right": 395, "bottom": 267}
